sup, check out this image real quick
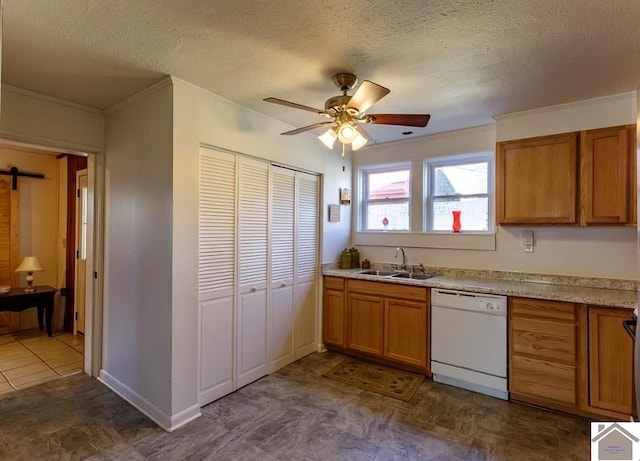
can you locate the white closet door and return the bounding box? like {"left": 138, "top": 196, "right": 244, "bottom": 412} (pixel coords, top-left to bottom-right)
{"left": 198, "top": 147, "right": 236, "bottom": 405}
{"left": 294, "top": 172, "right": 319, "bottom": 359}
{"left": 236, "top": 156, "right": 269, "bottom": 388}
{"left": 268, "top": 166, "right": 295, "bottom": 372}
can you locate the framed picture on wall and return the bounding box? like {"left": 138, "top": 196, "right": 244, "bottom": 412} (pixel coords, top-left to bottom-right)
{"left": 340, "top": 188, "right": 351, "bottom": 205}
{"left": 329, "top": 204, "right": 340, "bottom": 222}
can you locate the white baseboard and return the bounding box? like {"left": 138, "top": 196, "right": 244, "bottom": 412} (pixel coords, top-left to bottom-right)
{"left": 98, "top": 369, "right": 201, "bottom": 432}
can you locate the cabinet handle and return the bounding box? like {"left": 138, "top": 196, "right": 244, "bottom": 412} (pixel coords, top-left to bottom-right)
{"left": 623, "top": 319, "right": 636, "bottom": 341}
{"left": 280, "top": 282, "right": 286, "bottom": 287}
{"left": 250, "top": 287, "right": 257, "bottom": 292}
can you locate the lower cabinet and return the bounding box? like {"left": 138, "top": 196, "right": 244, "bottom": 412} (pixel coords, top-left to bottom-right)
{"left": 509, "top": 297, "right": 634, "bottom": 420}
{"left": 587, "top": 306, "right": 635, "bottom": 418}
{"left": 509, "top": 297, "right": 583, "bottom": 412}
{"left": 384, "top": 298, "right": 428, "bottom": 367}
{"left": 323, "top": 276, "right": 429, "bottom": 371}
{"left": 347, "top": 292, "right": 384, "bottom": 355}
{"left": 323, "top": 277, "right": 346, "bottom": 348}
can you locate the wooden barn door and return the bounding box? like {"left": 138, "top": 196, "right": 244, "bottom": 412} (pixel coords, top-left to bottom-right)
{"left": 0, "top": 177, "right": 19, "bottom": 334}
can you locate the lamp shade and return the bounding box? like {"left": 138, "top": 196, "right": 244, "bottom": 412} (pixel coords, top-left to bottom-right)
{"left": 15, "top": 256, "right": 43, "bottom": 273}
{"left": 351, "top": 131, "right": 368, "bottom": 151}
{"left": 337, "top": 123, "right": 357, "bottom": 144}
{"left": 318, "top": 128, "right": 337, "bottom": 149}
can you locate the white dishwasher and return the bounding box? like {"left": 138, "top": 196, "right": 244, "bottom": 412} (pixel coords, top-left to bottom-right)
{"left": 431, "top": 288, "right": 508, "bottom": 400}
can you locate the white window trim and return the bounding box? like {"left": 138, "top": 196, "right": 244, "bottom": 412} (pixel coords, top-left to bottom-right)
{"left": 359, "top": 162, "right": 412, "bottom": 232}
{"left": 424, "top": 152, "right": 494, "bottom": 234}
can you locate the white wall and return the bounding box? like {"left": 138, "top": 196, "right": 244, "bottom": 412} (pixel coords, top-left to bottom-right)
{"left": 353, "top": 93, "right": 638, "bottom": 280}
{"left": 0, "top": 85, "right": 104, "bottom": 154}
{"left": 103, "top": 82, "right": 174, "bottom": 418}
{"left": 171, "top": 77, "right": 351, "bottom": 423}
{"left": 0, "top": 147, "right": 61, "bottom": 329}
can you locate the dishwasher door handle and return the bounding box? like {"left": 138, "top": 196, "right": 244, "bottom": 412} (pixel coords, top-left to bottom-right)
{"left": 623, "top": 319, "right": 636, "bottom": 341}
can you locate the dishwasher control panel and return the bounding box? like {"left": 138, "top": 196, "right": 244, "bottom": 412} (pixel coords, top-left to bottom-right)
{"left": 431, "top": 289, "right": 508, "bottom": 314}
{"left": 479, "top": 299, "right": 504, "bottom": 313}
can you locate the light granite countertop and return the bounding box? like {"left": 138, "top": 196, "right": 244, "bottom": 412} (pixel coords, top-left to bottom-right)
{"left": 323, "top": 267, "right": 638, "bottom": 309}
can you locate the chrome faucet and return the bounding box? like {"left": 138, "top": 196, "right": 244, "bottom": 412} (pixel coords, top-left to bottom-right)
{"left": 394, "top": 247, "right": 406, "bottom": 271}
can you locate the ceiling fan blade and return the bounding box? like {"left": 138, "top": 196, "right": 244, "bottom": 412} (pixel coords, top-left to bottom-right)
{"left": 355, "top": 123, "right": 373, "bottom": 142}
{"left": 281, "top": 121, "right": 333, "bottom": 136}
{"left": 369, "top": 114, "right": 431, "bottom": 127}
{"left": 346, "top": 81, "right": 390, "bottom": 112}
{"left": 264, "top": 97, "right": 325, "bottom": 114}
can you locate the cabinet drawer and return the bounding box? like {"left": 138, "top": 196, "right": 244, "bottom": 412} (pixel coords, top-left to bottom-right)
{"left": 324, "top": 276, "right": 345, "bottom": 290}
{"left": 511, "top": 317, "right": 575, "bottom": 363}
{"left": 511, "top": 355, "right": 576, "bottom": 405}
{"left": 510, "top": 297, "right": 576, "bottom": 321}
{"left": 347, "top": 279, "right": 427, "bottom": 302}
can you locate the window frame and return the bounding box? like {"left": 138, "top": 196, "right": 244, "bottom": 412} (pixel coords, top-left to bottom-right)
{"left": 424, "top": 152, "right": 494, "bottom": 233}
{"left": 359, "top": 162, "right": 412, "bottom": 232}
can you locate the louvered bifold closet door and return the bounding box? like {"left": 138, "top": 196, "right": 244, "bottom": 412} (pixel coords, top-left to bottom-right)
{"left": 294, "top": 172, "right": 320, "bottom": 359}
{"left": 268, "top": 166, "right": 296, "bottom": 372}
{"left": 198, "top": 147, "right": 236, "bottom": 406}
{"left": 236, "top": 156, "right": 269, "bottom": 388}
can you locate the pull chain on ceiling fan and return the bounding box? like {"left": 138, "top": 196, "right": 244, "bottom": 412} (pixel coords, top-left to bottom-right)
{"left": 264, "top": 73, "right": 431, "bottom": 153}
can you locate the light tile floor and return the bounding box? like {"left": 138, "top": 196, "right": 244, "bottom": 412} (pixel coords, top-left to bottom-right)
{"left": 0, "top": 329, "right": 83, "bottom": 394}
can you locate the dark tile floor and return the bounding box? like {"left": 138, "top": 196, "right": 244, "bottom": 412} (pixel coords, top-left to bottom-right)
{"left": 0, "top": 351, "right": 590, "bottom": 460}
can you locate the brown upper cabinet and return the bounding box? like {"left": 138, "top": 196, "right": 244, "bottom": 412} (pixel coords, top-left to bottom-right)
{"left": 580, "top": 125, "right": 634, "bottom": 225}
{"left": 496, "top": 133, "right": 578, "bottom": 224}
{"left": 496, "top": 124, "right": 636, "bottom": 226}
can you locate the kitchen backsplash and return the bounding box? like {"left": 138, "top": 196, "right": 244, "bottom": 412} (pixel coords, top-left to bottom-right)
{"left": 321, "top": 262, "right": 638, "bottom": 291}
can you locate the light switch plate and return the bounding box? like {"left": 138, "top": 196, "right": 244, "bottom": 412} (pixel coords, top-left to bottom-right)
{"left": 522, "top": 230, "right": 534, "bottom": 253}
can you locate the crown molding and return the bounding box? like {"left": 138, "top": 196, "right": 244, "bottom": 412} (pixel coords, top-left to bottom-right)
{"left": 2, "top": 84, "right": 103, "bottom": 114}
{"left": 104, "top": 77, "right": 172, "bottom": 114}
{"left": 493, "top": 92, "right": 635, "bottom": 121}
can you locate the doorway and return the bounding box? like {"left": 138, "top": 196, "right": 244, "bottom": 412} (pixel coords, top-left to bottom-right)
{"left": 0, "top": 142, "right": 100, "bottom": 394}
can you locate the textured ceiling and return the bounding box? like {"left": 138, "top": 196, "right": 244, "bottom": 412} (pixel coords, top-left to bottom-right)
{"left": 3, "top": 0, "right": 640, "bottom": 144}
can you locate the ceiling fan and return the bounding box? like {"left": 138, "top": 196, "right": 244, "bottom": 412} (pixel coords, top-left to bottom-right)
{"left": 264, "top": 73, "right": 431, "bottom": 152}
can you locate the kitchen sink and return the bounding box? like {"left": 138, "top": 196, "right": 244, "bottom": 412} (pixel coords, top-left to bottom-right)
{"left": 390, "top": 272, "right": 433, "bottom": 280}
{"left": 358, "top": 270, "right": 397, "bottom": 276}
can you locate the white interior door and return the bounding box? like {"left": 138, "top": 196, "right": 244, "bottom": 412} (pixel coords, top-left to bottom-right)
{"left": 198, "top": 148, "right": 236, "bottom": 405}
{"left": 236, "top": 156, "right": 269, "bottom": 388}
{"left": 268, "top": 166, "right": 295, "bottom": 372}
{"left": 74, "top": 169, "right": 88, "bottom": 335}
{"left": 294, "top": 172, "right": 319, "bottom": 359}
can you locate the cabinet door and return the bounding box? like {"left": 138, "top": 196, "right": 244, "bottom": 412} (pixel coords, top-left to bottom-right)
{"left": 323, "top": 288, "right": 346, "bottom": 347}
{"left": 588, "top": 306, "right": 634, "bottom": 417}
{"left": 580, "top": 125, "right": 632, "bottom": 225}
{"left": 496, "top": 133, "right": 577, "bottom": 224}
{"left": 347, "top": 293, "right": 384, "bottom": 356}
{"left": 384, "top": 298, "right": 427, "bottom": 368}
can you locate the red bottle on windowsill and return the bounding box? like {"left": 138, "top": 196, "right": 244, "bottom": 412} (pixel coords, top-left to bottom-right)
{"left": 452, "top": 210, "right": 462, "bottom": 233}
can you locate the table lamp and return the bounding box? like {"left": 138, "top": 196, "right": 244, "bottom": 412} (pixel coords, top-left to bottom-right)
{"left": 15, "top": 256, "right": 43, "bottom": 293}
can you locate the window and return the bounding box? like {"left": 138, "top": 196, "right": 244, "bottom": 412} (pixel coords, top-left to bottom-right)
{"left": 361, "top": 164, "right": 410, "bottom": 231}
{"left": 426, "top": 154, "right": 492, "bottom": 232}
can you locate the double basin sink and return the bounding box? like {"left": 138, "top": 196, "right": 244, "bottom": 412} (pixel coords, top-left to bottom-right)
{"left": 358, "top": 269, "right": 433, "bottom": 280}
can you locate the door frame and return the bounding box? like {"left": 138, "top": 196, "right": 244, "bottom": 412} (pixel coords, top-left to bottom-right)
{"left": 0, "top": 137, "right": 104, "bottom": 377}
{"left": 73, "top": 168, "right": 88, "bottom": 335}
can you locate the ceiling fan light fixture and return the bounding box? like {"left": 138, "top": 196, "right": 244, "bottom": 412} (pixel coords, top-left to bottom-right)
{"left": 318, "top": 127, "right": 338, "bottom": 149}
{"left": 351, "top": 131, "right": 368, "bottom": 151}
{"left": 337, "top": 123, "right": 357, "bottom": 143}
